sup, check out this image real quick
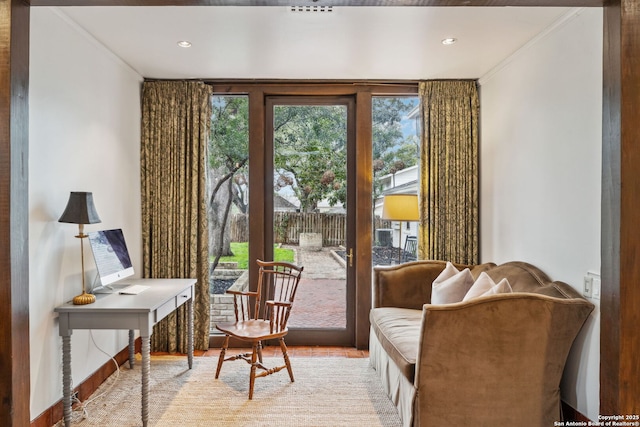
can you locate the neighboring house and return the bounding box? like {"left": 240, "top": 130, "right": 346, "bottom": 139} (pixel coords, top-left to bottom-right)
{"left": 274, "top": 193, "right": 299, "bottom": 212}
{"left": 316, "top": 199, "right": 346, "bottom": 214}
{"left": 274, "top": 190, "right": 346, "bottom": 214}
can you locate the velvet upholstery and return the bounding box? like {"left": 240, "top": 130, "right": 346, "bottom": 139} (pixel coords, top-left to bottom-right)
{"left": 370, "top": 260, "right": 594, "bottom": 427}
{"left": 370, "top": 308, "right": 422, "bottom": 382}
{"left": 372, "top": 260, "right": 493, "bottom": 310}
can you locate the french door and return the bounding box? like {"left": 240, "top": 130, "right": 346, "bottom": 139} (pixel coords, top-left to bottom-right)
{"left": 265, "top": 96, "right": 356, "bottom": 346}
{"left": 208, "top": 82, "right": 419, "bottom": 350}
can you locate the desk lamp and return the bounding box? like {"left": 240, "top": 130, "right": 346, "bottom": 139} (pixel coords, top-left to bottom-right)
{"left": 59, "top": 191, "right": 101, "bottom": 305}
{"left": 382, "top": 194, "right": 419, "bottom": 264}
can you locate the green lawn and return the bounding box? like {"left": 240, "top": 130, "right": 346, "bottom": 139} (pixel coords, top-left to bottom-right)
{"left": 218, "top": 242, "right": 294, "bottom": 269}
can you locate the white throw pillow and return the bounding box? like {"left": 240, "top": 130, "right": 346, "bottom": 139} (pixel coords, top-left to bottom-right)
{"left": 463, "top": 272, "right": 513, "bottom": 301}
{"left": 432, "top": 261, "right": 461, "bottom": 285}
{"left": 431, "top": 263, "right": 475, "bottom": 304}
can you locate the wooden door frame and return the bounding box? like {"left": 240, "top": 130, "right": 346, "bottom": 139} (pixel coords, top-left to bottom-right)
{"left": 1, "top": 1, "right": 31, "bottom": 424}
{"left": 209, "top": 82, "right": 417, "bottom": 349}
{"left": 3, "top": 2, "right": 638, "bottom": 424}
{"left": 264, "top": 95, "right": 357, "bottom": 346}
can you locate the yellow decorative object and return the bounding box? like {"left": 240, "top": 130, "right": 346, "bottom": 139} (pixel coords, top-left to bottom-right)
{"left": 382, "top": 194, "right": 419, "bottom": 222}
{"left": 382, "top": 194, "right": 419, "bottom": 264}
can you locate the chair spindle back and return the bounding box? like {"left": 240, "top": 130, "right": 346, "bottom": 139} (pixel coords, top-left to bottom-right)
{"left": 257, "top": 260, "right": 303, "bottom": 332}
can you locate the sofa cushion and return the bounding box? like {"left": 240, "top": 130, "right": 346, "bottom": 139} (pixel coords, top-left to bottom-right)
{"left": 431, "top": 262, "right": 475, "bottom": 304}
{"left": 370, "top": 307, "right": 422, "bottom": 383}
{"left": 463, "top": 272, "right": 513, "bottom": 301}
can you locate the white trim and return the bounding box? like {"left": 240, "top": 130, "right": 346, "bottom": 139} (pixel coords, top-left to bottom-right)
{"left": 51, "top": 7, "right": 144, "bottom": 78}
{"left": 479, "top": 7, "right": 586, "bottom": 86}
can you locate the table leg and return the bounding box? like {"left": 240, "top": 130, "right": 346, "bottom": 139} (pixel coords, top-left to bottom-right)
{"left": 188, "top": 297, "right": 194, "bottom": 369}
{"left": 141, "top": 335, "right": 150, "bottom": 427}
{"left": 62, "top": 335, "right": 72, "bottom": 427}
{"left": 128, "top": 329, "right": 135, "bottom": 368}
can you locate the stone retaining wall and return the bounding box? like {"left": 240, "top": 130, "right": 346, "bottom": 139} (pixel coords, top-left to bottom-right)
{"left": 210, "top": 269, "right": 249, "bottom": 331}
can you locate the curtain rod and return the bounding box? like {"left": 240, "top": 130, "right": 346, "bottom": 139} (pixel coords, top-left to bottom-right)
{"left": 143, "top": 78, "right": 422, "bottom": 86}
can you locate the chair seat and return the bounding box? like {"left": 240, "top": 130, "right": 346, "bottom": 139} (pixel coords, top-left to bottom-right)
{"left": 216, "top": 319, "right": 288, "bottom": 341}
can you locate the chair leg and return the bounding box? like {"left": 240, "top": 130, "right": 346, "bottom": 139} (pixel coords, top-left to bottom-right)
{"left": 257, "top": 340, "right": 263, "bottom": 364}
{"left": 249, "top": 342, "right": 259, "bottom": 400}
{"left": 279, "top": 337, "right": 294, "bottom": 383}
{"left": 215, "top": 335, "right": 230, "bottom": 379}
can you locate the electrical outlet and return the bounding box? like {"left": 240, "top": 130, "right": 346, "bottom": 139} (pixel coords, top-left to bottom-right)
{"left": 592, "top": 276, "right": 601, "bottom": 300}
{"left": 583, "top": 274, "right": 593, "bottom": 298}
{"left": 583, "top": 271, "right": 601, "bottom": 299}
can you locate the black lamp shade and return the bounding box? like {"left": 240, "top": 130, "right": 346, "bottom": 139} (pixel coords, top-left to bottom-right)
{"left": 58, "top": 192, "right": 102, "bottom": 225}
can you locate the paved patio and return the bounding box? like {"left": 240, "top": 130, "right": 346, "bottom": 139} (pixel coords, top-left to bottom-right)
{"left": 287, "top": 246, "right": 347, "bottom": 329}
{"left": 210, "top": 246, "right": 348, "bottom": 331}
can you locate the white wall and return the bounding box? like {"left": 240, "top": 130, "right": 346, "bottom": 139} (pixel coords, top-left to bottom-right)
{"left": 479, "top": 8, "right": 602, "bottom": 420}
{"left": 29, "top": 8, "right": 143, "bottom": 419}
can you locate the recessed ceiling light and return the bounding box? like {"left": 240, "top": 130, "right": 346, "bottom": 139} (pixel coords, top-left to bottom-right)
{"left": 177, "top": 41, "right": 192, "bottom": 48}
{"left": 441, "top": 38, "right": 457, "bottom": 45}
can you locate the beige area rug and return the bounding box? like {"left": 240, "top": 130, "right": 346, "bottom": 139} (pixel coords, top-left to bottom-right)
{"left": 65, "top": 355, "right": 401, "bottom": 427}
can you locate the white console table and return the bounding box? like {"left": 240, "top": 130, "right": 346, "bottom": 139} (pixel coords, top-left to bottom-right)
{"left": 54, "top": 278, "right": 196, "bottom": 427}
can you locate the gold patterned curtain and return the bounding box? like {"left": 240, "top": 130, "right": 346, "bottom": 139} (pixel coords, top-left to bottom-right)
{"left": 141, "top": 80, "right": 212, "bottom": 352}
{"left": 418, "top": 80, "right": 479, "bottom": 265}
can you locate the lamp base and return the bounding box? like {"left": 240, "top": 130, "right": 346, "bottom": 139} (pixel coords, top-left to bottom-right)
{"left": 73, "top": 291, "right": 96, "bottom": 305}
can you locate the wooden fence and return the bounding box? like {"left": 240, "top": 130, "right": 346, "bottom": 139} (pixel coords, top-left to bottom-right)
{"left": 229, "top": 212, "right": 390, "bottom": 246}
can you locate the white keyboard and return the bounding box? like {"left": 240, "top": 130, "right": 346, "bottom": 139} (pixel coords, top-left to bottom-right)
{"left": 118, "top": 284, "right": 150, "bottom": 295}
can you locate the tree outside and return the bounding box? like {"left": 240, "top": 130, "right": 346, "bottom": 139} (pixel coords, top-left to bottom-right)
{"left": 274, "top": 104, "right": 347, "bottom": 212}
{"left": 207, "top": 95, "right": 420, "bottom": 268}
{"left": 372, "top": 97, "right": 420, "bottom": 204}
{"left": 208, "top": 95, "right": 249, "bottom": 272}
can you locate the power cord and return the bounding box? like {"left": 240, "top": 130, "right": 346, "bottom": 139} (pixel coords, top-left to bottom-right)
{"left": 89, "top": 271, "right": 101, "bottom": 293}
{"left": 55, "top": 330, "right": 122, "bottom": 425}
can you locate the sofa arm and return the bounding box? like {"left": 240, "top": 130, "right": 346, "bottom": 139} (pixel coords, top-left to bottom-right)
{"left": 372, "top": 260, "right": 469, "bottom": 309}
{"left": 413, "top": 293, "right": 594, "bottom": 426}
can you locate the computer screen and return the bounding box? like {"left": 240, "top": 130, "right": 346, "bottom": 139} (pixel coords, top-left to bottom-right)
{"left": 87, "top": 228, "right": 134, "bottom": 288}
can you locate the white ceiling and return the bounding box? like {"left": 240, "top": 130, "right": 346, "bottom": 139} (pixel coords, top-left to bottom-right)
{"left": 57, "top": 6, "right": 573, "bottom": 80}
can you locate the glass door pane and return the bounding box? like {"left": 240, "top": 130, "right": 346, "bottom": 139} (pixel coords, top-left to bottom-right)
{"left": 268, "top": 97, "right": 355, "bottom": 346}
{"left": 372, "top": 96, "right": 421, "bottom": 265}
{"left": 208, "top": 95, "right": 250, "bottom": 335}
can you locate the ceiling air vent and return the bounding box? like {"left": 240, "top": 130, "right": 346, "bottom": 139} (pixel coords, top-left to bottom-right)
{"left": 290, "top": 6, "right": 334, "bottom": 13}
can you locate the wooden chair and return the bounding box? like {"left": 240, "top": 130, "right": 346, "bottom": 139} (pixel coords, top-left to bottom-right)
{"left": 214, "top": 259, "right": 304, "bottom": 399}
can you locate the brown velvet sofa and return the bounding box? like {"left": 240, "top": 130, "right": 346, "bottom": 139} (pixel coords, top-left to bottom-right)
{"left": 369, "top": 260, "right": 594, "bottom": 427}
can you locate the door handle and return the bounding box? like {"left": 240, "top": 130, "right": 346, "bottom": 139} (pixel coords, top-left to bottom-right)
{"left": 345, "top": 248, "right": 354, "bottom": 267}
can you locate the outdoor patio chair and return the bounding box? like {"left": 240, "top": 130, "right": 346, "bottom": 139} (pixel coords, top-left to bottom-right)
{"left": 214, "top": 259, "right": 304, "bottom": 399}
{"left": 403, "top": 235, "right": 418, "bottom": 262}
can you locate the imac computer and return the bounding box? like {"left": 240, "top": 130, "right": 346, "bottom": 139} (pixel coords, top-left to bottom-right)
{"left": 88, "top": 228, "right": 134, "bottom": 293}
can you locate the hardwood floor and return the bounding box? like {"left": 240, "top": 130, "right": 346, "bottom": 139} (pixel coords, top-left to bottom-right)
{"left": 157, "top": 346, "right": 369, "bottom": 358}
